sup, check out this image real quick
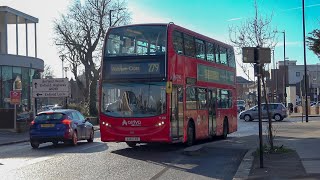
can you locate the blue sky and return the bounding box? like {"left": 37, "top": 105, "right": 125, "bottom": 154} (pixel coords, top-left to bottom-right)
{"left": 128, "top": 0, "right": 320, "bottom": 79}
{"left": 1, "top": 0, "right": 320, "bottom": 79}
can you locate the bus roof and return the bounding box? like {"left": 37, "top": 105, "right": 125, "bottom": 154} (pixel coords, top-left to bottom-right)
{"left": 109, "top": 23, "right": 233, "bottom": 48}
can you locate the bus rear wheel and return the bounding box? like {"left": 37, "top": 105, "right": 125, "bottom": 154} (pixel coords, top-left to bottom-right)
{"left": 186, "top": 124, "right": 195, "bottom": 146}
{"left": 126, "top": 142, "right": 137, "bottom": 148}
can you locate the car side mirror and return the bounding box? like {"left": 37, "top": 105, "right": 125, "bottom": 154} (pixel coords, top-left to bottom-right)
{"left": 85, "top": 117, "right": 90, "bottom": 122}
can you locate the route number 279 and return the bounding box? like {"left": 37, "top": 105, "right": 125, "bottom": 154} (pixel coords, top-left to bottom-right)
{"left": 148, "top": 63, "right": 159, "bottom": 73}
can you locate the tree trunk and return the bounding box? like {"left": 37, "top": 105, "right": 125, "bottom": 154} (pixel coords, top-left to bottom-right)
{"left": 89, "top": 77, "right": 98, "bottom": 116}
{"left": 262, "top": 73, "right": 274, "bottom": 151}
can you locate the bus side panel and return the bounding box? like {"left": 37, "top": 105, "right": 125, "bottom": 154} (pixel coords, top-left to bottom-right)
{"left": 216, "top": 109, "right": 237, "bottom": 135}
{"left": 197, "top": 110, "right": 209, "bottom": 139}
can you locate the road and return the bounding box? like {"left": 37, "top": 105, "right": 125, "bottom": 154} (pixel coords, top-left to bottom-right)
{"left": 0, "top": 116, "right": 308, "bottom": 180}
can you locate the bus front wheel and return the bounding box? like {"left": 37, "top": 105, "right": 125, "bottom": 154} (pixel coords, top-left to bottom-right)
{"left": 221, "top": 120, "right": 228, "bottom": 139}
{"left": 186, "top": 123, "right": 195, "bottom": 146}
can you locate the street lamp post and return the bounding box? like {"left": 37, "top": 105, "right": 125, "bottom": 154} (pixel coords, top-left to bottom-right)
{"left": 109, "top": 9, "right": 114, "bottom": 27}
{"left": 275, "top": 30, "right": 287, "bottom": 106}
{"left": 109, "top": 8, "right": 125, "bottom": 27}
{"left": 282, "top": 31, "right": 287, "bottom": 107}
{"left": 302, "top": 0, "right": 309, "bottom": 122}
{"left": 59, "top": 55, "right": 66, "bottom": 78}
{"left": 64, "top": 67, "right": 69, "bottom": 78}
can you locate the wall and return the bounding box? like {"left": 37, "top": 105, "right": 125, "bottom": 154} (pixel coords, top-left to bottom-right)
{"left": 0, "top": 14, "right": 7, "bottom": 54}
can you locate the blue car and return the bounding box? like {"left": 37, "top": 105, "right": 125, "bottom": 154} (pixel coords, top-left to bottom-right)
{"left": 29, "top": 109, "right": 94, "bottom": 149}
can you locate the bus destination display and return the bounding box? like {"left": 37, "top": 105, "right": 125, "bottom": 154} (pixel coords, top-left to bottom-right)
{"left": 105, "top": 61, "right": 165, "bottom": 79}
{"left": 110, "top": 62, "right": 160, "bottom": 75}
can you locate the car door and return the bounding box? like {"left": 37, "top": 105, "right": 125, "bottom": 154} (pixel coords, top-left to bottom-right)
{"left": 71, "top": 111, "right": 85, "bottom": 139}
{"left": 262, "top": 104, "right": 268, "bottom": 119}
{"left": 77, "top": 111, "right": 91, "bottom": 139}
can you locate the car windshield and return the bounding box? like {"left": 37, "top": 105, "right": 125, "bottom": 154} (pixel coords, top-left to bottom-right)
{"left": 35, "top": 113, "right": 65, "bottom": 122}
{"left": 105, "top": 25, "right": 167, "bottom": 57}
{"left": 101, "top": 82, "right": 166, "bottom": 117}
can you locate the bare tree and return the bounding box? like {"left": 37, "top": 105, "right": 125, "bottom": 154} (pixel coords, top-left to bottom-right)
{"left": 53, "top": 0, "right": 131, "bottom": 115}
{"left": 229, "top": 0, "right": 278, "bottom": 151}
{"left": 42, "top": 64, "right": 54, "bottom": 78}
{"left": 229, "top": 0, "right": 278, "bottom": 78}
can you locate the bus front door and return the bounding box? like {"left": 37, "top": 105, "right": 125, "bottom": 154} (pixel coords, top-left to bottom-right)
{"left": 170, "top": 86, "right": 184, "bottom": 140}
{"left": 208, "top": 89, "right": 217, "bottom": 135}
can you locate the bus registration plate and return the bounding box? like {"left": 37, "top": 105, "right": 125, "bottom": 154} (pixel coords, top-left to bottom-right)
{"left": 125, "top": 137, "right": 140, "bottom": 141}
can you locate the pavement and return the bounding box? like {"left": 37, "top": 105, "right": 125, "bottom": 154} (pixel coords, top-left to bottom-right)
{"left": 0, "top": 125, "right": 100, "bottom": 146}
{"left": 184, "top": 116, "right": 320, "bottom": 179}
{"left": 2, "top": 117, "right": 320, "bottom": 179}
{"left": 289, "top": 112, "right": 320, "bottom": 118}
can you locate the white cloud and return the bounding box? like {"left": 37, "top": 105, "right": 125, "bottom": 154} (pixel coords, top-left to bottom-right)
{"left": 282, "top": 3, "right": 320, "bottom": 11}
{"left": 276, "top": 41, "right": 302, "bottom": 47}
{"left": 227, "top": 17, "right": 242, "bottom": 22}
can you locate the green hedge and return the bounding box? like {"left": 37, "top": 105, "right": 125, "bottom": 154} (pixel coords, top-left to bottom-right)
{"left": 67, "top": 103, "right": 90, "bottom": 116}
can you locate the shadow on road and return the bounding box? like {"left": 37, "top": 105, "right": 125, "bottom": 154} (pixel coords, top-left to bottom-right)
{"left": 111, "top": 137, "right": 248, "bottom": 180}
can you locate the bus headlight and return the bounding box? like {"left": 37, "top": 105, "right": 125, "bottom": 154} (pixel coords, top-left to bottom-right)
{"left": 155, "top": 121, "right": 165, "bottom": 127}
{"left": 102, "top": 121, "right": 111, "bottom": 127}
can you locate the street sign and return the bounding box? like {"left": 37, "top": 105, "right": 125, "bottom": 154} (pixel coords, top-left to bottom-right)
{"left": 242, "top": 47, "right": 271, "bottom": 64}
{"left": 242, "top": 47, "right": 255, "bottom": 63}
{"left": 10, "top": 91, "right": 21, "bottom": 104}
{"left": 32, "top": 78, "right": 70, "bottom": 98}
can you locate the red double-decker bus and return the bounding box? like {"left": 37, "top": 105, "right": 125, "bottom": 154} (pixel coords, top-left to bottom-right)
{"left": 99, "top": 23, "right": 237, "bottom": 147}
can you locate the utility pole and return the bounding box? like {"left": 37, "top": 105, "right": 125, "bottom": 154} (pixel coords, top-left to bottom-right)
{"left": 302, "top": 0, "right": 308, "bottom": 122}
{"left": 242, "top": 46, "right": 271, "bottom": 168}
{"left": 283, "top": 31, "right": 287, "bottom": 107}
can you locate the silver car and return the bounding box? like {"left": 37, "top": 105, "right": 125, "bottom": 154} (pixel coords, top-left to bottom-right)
{"left": 239, "top": 103, "right": 287, "bottom": 121}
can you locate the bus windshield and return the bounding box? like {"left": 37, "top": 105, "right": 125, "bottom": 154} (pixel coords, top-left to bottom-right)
{"left": 101, "top": 82, "right": 166, "bottom": 117}
{"left": 105, "top": 25, "right": 167, "bottom": 57}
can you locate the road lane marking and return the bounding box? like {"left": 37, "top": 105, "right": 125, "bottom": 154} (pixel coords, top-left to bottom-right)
{"left": 79, "top": 143, "right": 106, "bottom": 151}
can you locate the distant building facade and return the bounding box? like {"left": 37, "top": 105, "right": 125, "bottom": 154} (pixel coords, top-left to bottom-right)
{"left": 268, "top": 60, "right": 320, "bottom": 106}
{"left": 236, "top": 76, "right": 256, "bottom": 105}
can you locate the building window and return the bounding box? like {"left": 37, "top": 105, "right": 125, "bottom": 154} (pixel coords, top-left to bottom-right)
{"left": 296, "top": 72, "right": 300, "bottom": 77}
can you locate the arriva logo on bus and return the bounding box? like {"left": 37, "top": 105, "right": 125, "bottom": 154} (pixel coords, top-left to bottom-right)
{"left": 122, "top": 120, "right": 142, "bottom": 126}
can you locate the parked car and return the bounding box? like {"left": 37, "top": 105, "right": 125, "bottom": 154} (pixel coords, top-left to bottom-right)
{"left": 311, "top": 101, "right": 320, "bottom": 107}
{"left": 237, "top": 100, "right": 246, "bottom": 112}
{"left": 239, "top": 103, "right": 287, "bottom": 121}
{"left": 29, "top": 109, "right": 94, "bottom": 149}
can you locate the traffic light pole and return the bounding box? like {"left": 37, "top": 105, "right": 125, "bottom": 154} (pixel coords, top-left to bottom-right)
{"left": 257, "top": 63, "right": 264, "bottom": 168}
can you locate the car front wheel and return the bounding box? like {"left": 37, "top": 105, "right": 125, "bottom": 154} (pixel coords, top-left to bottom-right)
{"left": 274, "top": 114, "right": 283, "bottom": 121}
{"left": 87, "top": 129, "right": 94, "bottom": 143}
